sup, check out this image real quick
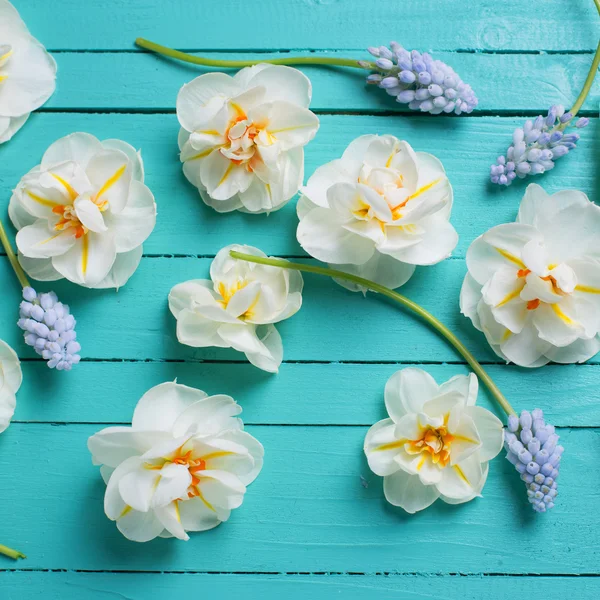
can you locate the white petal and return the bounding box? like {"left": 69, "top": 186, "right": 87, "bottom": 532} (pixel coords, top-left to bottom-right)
{"left": 463, "top": 406, "right": 504, "bottom": 462}
{"left": 176, "top": 309, "right": 229, "bottom": 348}
{"left": 132, "top": 381, "right": 209, "bottom": 433}
{"left": 533, "top": 299, "right": 585, "bottom": 348}
{"left": 439, "top": 462, "right": 489, "bottom": 505}
{"left": 9, "top": 189, "right": 37, "bottom": 230}
{"left": 197, "top": 469, "right": 246, "bottom": 510}
{"left": 168, "top": 279, "right": 216, "bottom": 318}
{"left": 438, "top": 373, "right": 478, "bottom": 407}
{"left": 16, "top": 220, "right": 76, "bottom": 259}
{"left": 253, "top": 101, "right": 319, "bottom": 151}
{"left": 460, "top": 273, "right": 483, "bottom": 330}
{"left": 91, "top": 246, "right": 143, "bottom": 290}
{"left": 74, "top": 195, "right": 107, "bottom": 233}
{"left": 171, "top": 394, "right": 242, "bottom": 438}
{"left": 86, "top": 149, "right": 132, "bottom": 215}
{"left": 118, "top": 466, "right": 160, "bottom": 513}
{"left": 242, "top": 64, "right": 312, "bottom": 107}
{"left": 217, "top": 429, "right": 265, "bottom": 485}
{"left": 151, "top": 463, "right": 192, "bottom": 508}
{"left": 199, "top": 149, "right": 251, "bottom": 200}
{"left": 446, "top": 410, "right": 482, "bottom": 465}
{"left": 384, "top": 368, "right": 439, "bottom": 422}
{"left": 482, "top": 267, "right": 527, "bottom": 333}
{"left": 0, "top": 113, "right": 28, "bottom": 143}
{"left": 17, "top": 253, "right": 62, "bottom": 282}
{"left": 117, "top": 508, "right": 165, "bottom": 542}
{"left": 382, "top": 215, "right": 457, "bottom": 266}
{"left": 52, "top": 231, "right": 117, "bottom": 288}
{"left": 177, "top": 73, "right": 240, "bottom": 131}
{"left": 154, "top": 502, "right": 190, "bottom": 541}
{"left": 226, "top": 281, "right": 262, "bottom": 318}
{"left": 331, "top": 252, "right": 415, "bottom": 293}
{"left": 103, "top": 456, "right": 143, "bottom": 519}
{"left": 297, "top": 206, "right": 375, "bottom": 265}
{"left": 383, "top": 470, "right": 440, "bottom": 513}
{"left": 301, "top": 158, "right": 358, "bottom": 209}
{"left": 545, "top": 336, "right": 600, "bottom": 364}
{"left": 102, "top": 139, "right": 145, "bottom": 182}
{"left": 436, "top": 453, "right": 485, "bottom": 500}
{"left": 0, "top": 387, "right": 16, "bottom": 434}
{"left": 500, "top": 321, "right": 551, "bottom": 367}
{"left": 0, "top": 339, "right": 23, "bottom": 392}
{"left": 466, "top": 223, "right": 542, "bottom": 285}
{"left": 103, "top": 180, "right": 156, "bottom": 252}
{"left": 218, "top": 323, "right": 281, "bottom": 373}
{"left": 42, "top": 133, "right": 103, "bottom": 170}
{"left": 88, "top": 427, "right": 172, "bottom": 468}
{"left": 364, "top": 418, "right": 403, "bottom": 476}
{"left": 178, "top": 496, "right": 223, "bottom": 532}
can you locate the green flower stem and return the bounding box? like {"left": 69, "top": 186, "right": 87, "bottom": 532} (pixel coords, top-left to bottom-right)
{"left": 230, "top": 251, "right": 517, "bottom": 417}
{"left": 0, "top": 217, "right": 29, "bottom": 289}
{"left": 566, "top": 0, "right": 600, "bottom": 119}
{"left": 135, "top": 38, "right": 375, "bottom": 70}
{"left": 0, "top": 544, "right": 26, "bottom": 560}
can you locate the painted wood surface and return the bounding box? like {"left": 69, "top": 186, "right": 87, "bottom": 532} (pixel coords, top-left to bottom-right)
{"left": 1, "top": 0, "right": 599, "bottom": 598}
{"left": 3, "top": 573, "right": 600, "bottom": 600}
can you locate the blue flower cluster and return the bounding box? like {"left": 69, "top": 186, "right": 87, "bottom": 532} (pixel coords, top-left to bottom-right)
{"left": 504, "top": 409, "right": 562, "bottom": 513}
{"left": 17, "top": 287, "right": 81, "bottom": 370}
{"left": 365, "top": 42, "right": 478, "bottom": 115}
{"left": 490, "top": 105, "right": 589, "bottom": 186}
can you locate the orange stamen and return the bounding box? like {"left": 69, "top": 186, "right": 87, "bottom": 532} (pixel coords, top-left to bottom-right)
{"left": 527, "top": 299, "right": 540, "bottom": 310}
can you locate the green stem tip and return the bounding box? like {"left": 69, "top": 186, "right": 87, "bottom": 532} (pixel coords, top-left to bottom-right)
{"left": 0, "top": 544, "right": 26, "bottom": 560}
{"left": 135, "top": 38, "right": 374, "bottom": 70}
{"left": 0, "top": 217, "right": 30, "bottom": 289}
{"left": 230, "top": 251, "right": 517, "bottom": 418}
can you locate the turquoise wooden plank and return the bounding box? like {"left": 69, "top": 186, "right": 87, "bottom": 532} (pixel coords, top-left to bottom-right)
{"left": 1, "top": 115, "right": 598, "bottom": 258}
{"left": 2, "top": 573, "right": 600, "bottom": 599}
{"left": 44, "top": 51, "right": 600, "bottom": 113}
{"left": 10, "top": 361, "right": 600, "bottom": 427}
{"left": 0, "top": 424, "right": 596, "bottom": 573}
{"left": 15, "top": 0, "right": 599, "bottom": 51}
{"left": 5, "top": 255, "right": 600, "bottom": 365}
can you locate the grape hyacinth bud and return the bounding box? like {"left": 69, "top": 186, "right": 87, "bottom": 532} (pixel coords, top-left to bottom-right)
{"left": 366, "top": 42, "right": 478, "bottom": 115}
{"left": 17, "top": 287, "right": 81, "bottom": 371}
{"left": 504, "top": 409, "right": 562, "bottom": 513}
{"left": 490, "top": 105, "right": 589, "bottom": 186}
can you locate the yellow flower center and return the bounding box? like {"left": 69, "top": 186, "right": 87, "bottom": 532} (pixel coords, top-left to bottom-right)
{"left": 404, "top": 425, "right": 454, "bottom": 468}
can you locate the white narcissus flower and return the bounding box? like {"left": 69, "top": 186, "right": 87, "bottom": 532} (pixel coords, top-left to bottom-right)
{"left": 0, "top": 339, "right": 22, "bottom": 433}
{"left": 88, "top": 381, "right": 264, "bottom": 543}
{"left": 297, "top": 134, "right": 457, "bottom": 291}
{"left": 169, "top": 245, "right": 303, "bottom": 373}
{"left": 177, "top": 64, "right": 319, "bottom": 214}
{"left": 8, "top": 132, "right": 157, "bottom": 289}
{"left": 0, "top": 0, "right": 56, "bottom": 143}
{"left": 364, "top": 368, "right": 503, "bottom": 514}
{"left": 461, "top": 184, "right": 600, "bottom": 367}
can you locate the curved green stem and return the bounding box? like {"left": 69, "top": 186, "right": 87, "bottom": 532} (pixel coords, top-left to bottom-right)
{"left": 569, "top": 39, "right": 600, "bottom": 118}
{"left": 0, "top": 217, "right": 29, "bottom": 289}
{"left": 230, "top": 251, "right": 516, "bottom": 417}
{"left": 568, "top": 0, "right": 600, "bottom": 117}
{"left": 0, "top": 544, "right": 26, "bottom": 560}
{"left": 135, "top": 38, "right": 374, "bottom": 70}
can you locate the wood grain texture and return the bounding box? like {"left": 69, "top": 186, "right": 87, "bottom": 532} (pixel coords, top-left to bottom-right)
{"left": 16, "top": 0, "right": 600, "bottom": 51}
{"left": 10, "top": 361, "right": 600, "bottom": 427}
{"left": 0, "top": 424, "right": 598, "bottom": 573}
{"left": 3, "top": 572, "right": 600, "bottom": 600}
{"left": 44, "top": 51, "right": 600, "bottom": 113}
{"left": 1, "top": 114, "right": 598, "bottom": 258}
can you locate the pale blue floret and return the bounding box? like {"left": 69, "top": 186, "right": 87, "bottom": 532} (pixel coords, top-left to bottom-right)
{"left": 490, "top": 105, "right": 589, "bottom": 186}
{"left": 366, "top": 42, "right": 478, "bottom": 115}
{"left": 17, "top": 287, "right": 81, "bottom": 371}
{"left": 505, "top": 409, "right": 562, "bottom": 513}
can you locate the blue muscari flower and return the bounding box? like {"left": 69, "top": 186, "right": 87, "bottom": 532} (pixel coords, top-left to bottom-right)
{"left": 504, "top": 409, "right": 562, "bottom": 513}
{"left": 17, "top": 287, "right": 81, "bottom": 371}
{"left": 366, "top": 42, "right": 478, "bottom": 115}
{"left": 490, "top": 105, "right": 589, "bottom": 186}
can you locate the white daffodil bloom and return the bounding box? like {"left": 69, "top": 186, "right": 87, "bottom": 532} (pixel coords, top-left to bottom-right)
{"left": 297, "top": 134, "right": 457, "bottom": 291}
{"left": 461, "top": 184, "right": 600, "bottom": 367}
{"left": 177, "top": 64, "right": 319, "bottom": 214}
{"left": 0, "top": 0, "right": 56, "bottom": 143}
{"left": 364, "top": 368, "right": 503, "bottom": 514}
{"left": 88, "top": 382, "right": 263, "bottom": 542}
{"left": 0, "top": 339, "right": 22, "bottom": 433}
{"left": 169, "top": 245, "right": 303, "bottom": 373}
{"left": 8, "top": 132, "right": 157, "bottom": 289}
